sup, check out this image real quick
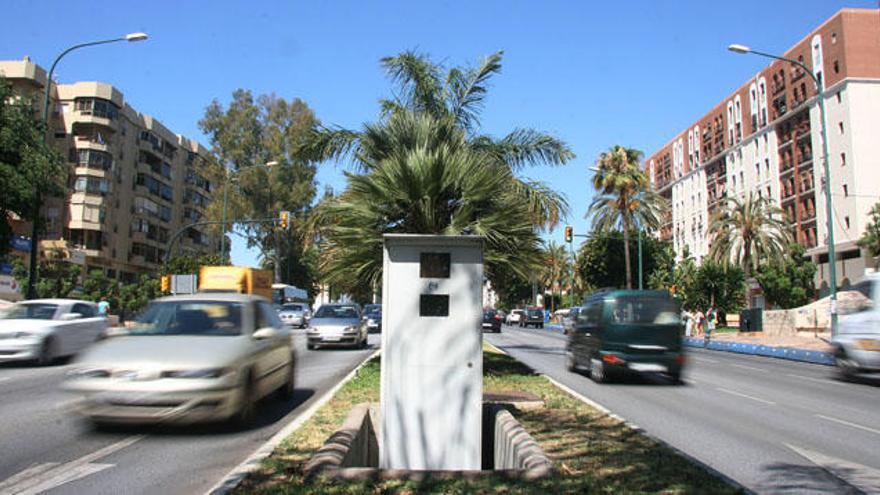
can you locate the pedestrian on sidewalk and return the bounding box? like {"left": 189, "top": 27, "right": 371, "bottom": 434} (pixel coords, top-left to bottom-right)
{"left": 705, "top": 305, "right": 717, "bottom": 343}
{"left": 694, "top": 309, "right": 705, "bottom": 336}
{"left": 683, "top": 309, "right": 694, "bottom": 337}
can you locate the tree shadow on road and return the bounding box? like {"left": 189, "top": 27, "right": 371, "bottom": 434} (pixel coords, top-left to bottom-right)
{"left": 756, "top": 462, "right": 863, "bottom": 494}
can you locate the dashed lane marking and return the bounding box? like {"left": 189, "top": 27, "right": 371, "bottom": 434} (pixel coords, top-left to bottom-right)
{"left": 815, "top": 414, "right": 880, "bottom": 436}
{"left": 715, "top": 387, "right": 776, "bottom": 406}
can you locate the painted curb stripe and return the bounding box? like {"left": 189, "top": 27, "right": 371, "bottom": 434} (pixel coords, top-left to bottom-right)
{"left": 683, "top": 337, "right": 835, "bottom": 366}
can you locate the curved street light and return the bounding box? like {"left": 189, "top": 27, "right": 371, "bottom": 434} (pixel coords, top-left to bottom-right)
{"left": 25, "top": 33, "right": 149, "bottom": 299}
{"left": 728, "top": 42, "right": 838, "bottom": 336}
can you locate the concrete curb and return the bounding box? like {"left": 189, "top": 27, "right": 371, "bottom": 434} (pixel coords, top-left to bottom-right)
{"left": 683, "top": 337, "right": 835, "bottom": 366}
{"left": 204, "top": 348, "right": 382, "bottom": 495}
{"left": 483, "top": 340, "right": 753, "bottom": 494}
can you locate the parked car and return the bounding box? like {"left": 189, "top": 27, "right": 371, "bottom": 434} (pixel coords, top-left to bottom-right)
{"left": 482, "top": 309, "right": 502, "bottom": 333}
{"left": 566, "top": 290, "right": 684, "bottom": 383}
{"left": 64, "top": 293, "right": 295, "bottom": 426}
{"left": 364, "top": 304, "right": 382, "bottom": 333}
{"left": 520, "top": 308, "right": 545, "bottom": 328}
{"left": 307, "top": 304, "right": 367, "bottom": 349}
{"left": 277, "top": 303, "right": 311, "bottom": 329}
{"left": 0, "top": 299, "right": 107, "bottom": 365}
{"left": 562, "top": 307, "right": 581, "bottom": 335}
{"left": 506, "top": 309, "right": 525, "bottom": 326}
{"left": 833, "top": 274, "right": 880, "bottom": 379}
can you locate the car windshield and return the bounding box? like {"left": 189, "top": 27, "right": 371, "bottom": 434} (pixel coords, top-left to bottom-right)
{"left": 2, "top": 303, "right": 59, "bottom": 320}
{"left": 610, "top": 297, "right": 681, "bottom": 325}
{"left": 281, "top": 304, "right": 304, "bottom": 312}
{"left": 129, "top": 301, "right": 243, "bottom": 336}
{"left": 314, "top": 306, "right": 359, "bottom": 319}
{"left": 364, "top": 305, "right": 381, "bottom": 316}
{"left": 528, "top": 310, "right": 543, "bottom": 317}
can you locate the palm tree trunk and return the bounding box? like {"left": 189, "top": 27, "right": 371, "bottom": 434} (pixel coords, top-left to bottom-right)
{"left": 622, "top": 217, "right": 633, "bottom": 290}
{"left": 743, "top": 243, "right": 752, "bottom": 309}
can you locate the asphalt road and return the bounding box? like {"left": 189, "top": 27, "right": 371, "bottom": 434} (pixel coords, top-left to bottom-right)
{"left": 486, "top": 324, "right": 880, "bottom": 494}
{"left": 0, "top": 330, "right": 379, "bottom": 495}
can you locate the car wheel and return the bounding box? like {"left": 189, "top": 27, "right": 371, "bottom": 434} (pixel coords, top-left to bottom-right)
{"left": 307, "top": 343, "right": 316, "bottom": 350}
{"left": 276, "top": 359, "right": 295, "bottom": 400}
{"left": 233, "top": 372, "right": 257, "bottom": 427}
{"left": 539, "top": 324, "right": 544, "bottom": 329}
{"left": 566, "top": 350, "right": 578, "bottom": 372}
{"left": 669, "top": 371, "right": 683, "bottom": 385}
{"left": 835, "top": 353, "right": 857, "bottom": 381}
{"left": 590, "top": 358, "right": 607, "bottom": 384}
{"left": 37, "top": 337, "right": 55, "bottom": 366}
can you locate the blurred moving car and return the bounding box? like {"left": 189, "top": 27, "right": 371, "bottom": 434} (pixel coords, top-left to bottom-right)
{"left": 562, "top": 307, "right": 581, "bottom": 335}
{"left": 0, "top": 299, "right": 107, "bottom": 365}
{"left": 482, "top": 309, "right": 502, "bottom": 333}
{"left": 277, "top": 303, "right": 311, "bottom": 329}
{"left": 307, "top": 304, "right": 367, "bottom": 349}
{"left": 833, "top": 274, "right": 880, "bottom": 379}
{"left": 364, "top": 304, "right": 382, "bottom": 333}
{"left": 520, "top": 308, "right": 545, "bottom": 328}
{"left": 566, "top": 290, "right": 684, "bottom": 383}
{"left": 506, "top": 309, "right": 525, "bottom": 326}
{"left": 64, "top": 293, "right": 295, "bottom": 426}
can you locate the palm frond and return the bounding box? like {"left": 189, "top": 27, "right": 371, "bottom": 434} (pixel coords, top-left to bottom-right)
{"left": 380, "top": 51, "right": 444, "bottom": 116}
{"left": 447, "top": 51, "right": 503, "bottom": 132}
{"left": 479, "top": 128, "right": 575, "bottom": 171}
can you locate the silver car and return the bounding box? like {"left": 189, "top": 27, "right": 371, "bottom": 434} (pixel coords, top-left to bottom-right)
{"left": 64, "top": 293, "right": 295, "bottom": 426}
{"left": 307, "top": 304, "right": 367, "bottom": 350}
{"left": 277, "top": 303, "right": 310, "bottom": 329}
{"left": 833, "top": 274, "right": 880, "bottom": 378}
{"left": 0, "top": 299, "right": 107, "bottom": 365}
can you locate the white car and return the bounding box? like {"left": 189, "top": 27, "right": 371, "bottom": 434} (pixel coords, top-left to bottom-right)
{"left": 0, "top": 299, "right": 107, "bottom": 365}
{"left": 506, "top": 309, "right": 525, "bottom": 325}
{"left": 64, "top": 293, "right": 295, "bottom": 426}
{"left": 833, "top": 274, "right": 880, "bottom": 378}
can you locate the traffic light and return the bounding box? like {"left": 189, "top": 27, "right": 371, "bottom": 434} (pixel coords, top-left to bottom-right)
{"left": 279, "top": 210, "right": 290, "bottom": 230}
{"left": 564, "top": 225, "right": 573, "bottom": 243}
{"left": 160, "top": 275, "right": 170, "bottom": 292}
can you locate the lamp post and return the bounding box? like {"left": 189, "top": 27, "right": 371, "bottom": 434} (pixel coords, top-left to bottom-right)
{"left": 218, "top": 161, "right": 277, "bottom": 261}
{"left": 26, "top": 33, "right": 148, "bottom": 299}
{"left": 728, "top": 43, "right": 838, "bottom": 336}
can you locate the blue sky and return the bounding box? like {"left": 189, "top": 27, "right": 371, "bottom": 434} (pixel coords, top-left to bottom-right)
{"left": 2, "top": 0, "right": 874, "bottom": 267}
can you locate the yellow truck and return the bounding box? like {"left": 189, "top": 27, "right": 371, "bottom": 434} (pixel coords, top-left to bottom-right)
{"left": 198, "top": 266, "right": 273, "bottom": 301}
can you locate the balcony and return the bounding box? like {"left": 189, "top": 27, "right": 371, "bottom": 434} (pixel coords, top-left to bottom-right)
{"left": 73, "top": 135, "right": 110, "bottom": 152}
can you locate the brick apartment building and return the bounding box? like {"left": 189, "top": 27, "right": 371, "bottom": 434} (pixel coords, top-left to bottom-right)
{"left": 0, "top": 58, "right": 218, "bottom": 299}
{"left": 644, "top": 8, "right": 880, "bottom": 296}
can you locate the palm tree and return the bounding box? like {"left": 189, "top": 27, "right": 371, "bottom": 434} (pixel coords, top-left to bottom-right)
{"left": 542, "top": 241, "right": 571, "bottom": 312}
{"left": 708, "top": 193, "right": 791, "bottom": 288}
{"left": 308, "top": 51, "right": 574, "bottom": 291}
{"left": 587, "top": 145, "right": 664, "bottom": 289}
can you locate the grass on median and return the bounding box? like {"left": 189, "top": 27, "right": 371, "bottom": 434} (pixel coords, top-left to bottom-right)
{"left": 235, "top": 345, "right": 741, "bottom": 494}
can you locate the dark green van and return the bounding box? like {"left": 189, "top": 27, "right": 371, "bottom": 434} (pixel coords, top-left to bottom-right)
{"left": 566, "top": 290, "right": 685, "bottom": 383}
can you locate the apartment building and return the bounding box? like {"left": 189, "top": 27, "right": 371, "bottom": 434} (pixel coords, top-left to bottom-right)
{"left": 644, "top": 8, "right": 880, "bottom": 294}
{"left": 0, "top": 58, "right": 218, "bottom": 289}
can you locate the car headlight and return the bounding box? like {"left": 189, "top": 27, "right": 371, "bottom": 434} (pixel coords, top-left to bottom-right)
{"left": 161, "top": 368, "right": 230, "bottom": 379}
{"left": 343, "top": 326, "right": 357, "bottom": 334}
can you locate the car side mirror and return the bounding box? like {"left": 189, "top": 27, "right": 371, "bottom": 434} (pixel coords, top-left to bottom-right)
{"left": 60, "top": 313, "right": 82, "bottom": 321}
{"left": 253, "top": 327, "right": 278, "bottom": 340}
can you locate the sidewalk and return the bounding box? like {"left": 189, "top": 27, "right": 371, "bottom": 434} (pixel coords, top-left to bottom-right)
{"left": 685, "top": 332, "right": 835, "bottom": 366}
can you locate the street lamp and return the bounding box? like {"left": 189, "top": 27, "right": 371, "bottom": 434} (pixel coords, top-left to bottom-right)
{"left": 25, "top": 32, "right": 149, "bottom": 299}
{"left": 219, "top": 160, "right": 277, "bottom": 261}
{"left": 728, "top": 43, "right": 838, "bottom": 336}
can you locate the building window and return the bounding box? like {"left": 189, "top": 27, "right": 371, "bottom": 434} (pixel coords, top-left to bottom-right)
{"left": 841, "top": 152, "right": 846, "bottom": 166}
{"left": 833, "top": 60, "right": 840, "bottom": 74}
{"left": 845, "top": 216, "right": 850, "bottom": 229}
{"left": 831, "top": 32, "right": 837, "bottom": 44}
{"left": 838, "top": 122, "right": 844, "bottom": 134}
{"left": 843, "top": 184, "right": 848, "bottom": 197}
{"left": 765, "top": 158, "right": 770, "bottom": 174}
{"left": 836, "top": 91, "right": 842, "bottom": 104}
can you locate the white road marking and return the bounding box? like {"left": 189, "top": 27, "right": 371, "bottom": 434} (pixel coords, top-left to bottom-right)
{"left": 815, "top": 414, "right": 880, "bottom": 436}
{"left": 731, "top": 364, "right": 764, "bottom": 372}
{"left": 786, "top": 373, "right": 834, "bottom": 385}
{"left": 715, "top": 387, "right": 776, "bottom": 405}
{"left": 0, "top": 435, "right": 142, "bottom": 495}
{"left": 787, "top": 443, "right": 880, "bottom": 493}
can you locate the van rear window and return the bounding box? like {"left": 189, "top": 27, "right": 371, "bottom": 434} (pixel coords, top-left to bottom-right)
{"left": 611, "top": 297, "right": 680, "bottom": 325}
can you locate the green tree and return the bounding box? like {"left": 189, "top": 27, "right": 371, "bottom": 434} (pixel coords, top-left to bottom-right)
{"left": 0, "top": 77, "right": 65, "bottom": 258}
{"left": 687, "top": 260, "right": 746, "bottom": 314}
{"left": 757, "top": 243, "right": 817, "bottom": 309}
{"left": 492, "top": 270, "right": 534, "bottom": 310}
{"left": 858, "top": 201, "right": 880, "bottom": 269}
{"left": 541, "top": 241, "right": 571, "bottom": 312}
{"left": 163, "top": 253, "right": 224, "bottom": 276}
{"left": 587, "top": 145, "right": 666, "bottom": 289}
{"left": 575, "top": 230, "right": 671, "bottom": 291}
{"left": 199, "top": 90, "right": 320, "bottom": 283}
{"left": 11, "top": 251, "right": 79, "bottom": 299}
{"left": 309, "top": 51, "right": 573, "bottom": 290}
{"left": 708, "top": 193, "right": 791, "bottom": 285}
